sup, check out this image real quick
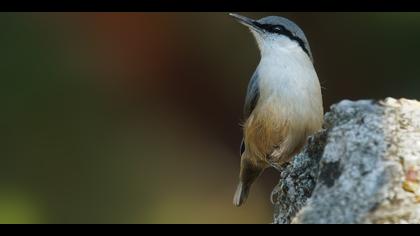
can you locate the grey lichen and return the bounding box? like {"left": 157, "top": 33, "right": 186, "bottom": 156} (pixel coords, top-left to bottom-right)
{"left": 272, "top": 98, "right": 420, "bottom": 224}
{"left": 271, "top": 131, "right": 326, "bottom": 224}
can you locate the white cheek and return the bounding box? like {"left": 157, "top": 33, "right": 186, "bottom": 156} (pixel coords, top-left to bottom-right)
{"left": 251, "top": 32, "right": 300, "bottom": 54}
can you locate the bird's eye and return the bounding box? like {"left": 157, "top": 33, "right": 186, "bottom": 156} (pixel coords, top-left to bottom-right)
{"left": 273, "top": 26, "right": 284, "bottom": 31}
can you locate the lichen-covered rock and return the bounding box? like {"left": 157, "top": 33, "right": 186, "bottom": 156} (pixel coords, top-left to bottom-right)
{"left": 272, "top": 98, "right": 420, "bottom": 224}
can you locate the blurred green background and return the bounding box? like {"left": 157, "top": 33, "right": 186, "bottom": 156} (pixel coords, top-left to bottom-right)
{"left": 1, "top": 12, "right": 420, "bottom": 224}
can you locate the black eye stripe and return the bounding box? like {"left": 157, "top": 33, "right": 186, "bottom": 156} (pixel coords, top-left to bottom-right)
{"left": 253, "top": 22, "right": 310, "bottom": 58}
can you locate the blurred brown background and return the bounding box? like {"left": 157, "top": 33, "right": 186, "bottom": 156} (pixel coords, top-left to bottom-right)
{"left": 1, "top": 12, "right": 420, "bottom": 223}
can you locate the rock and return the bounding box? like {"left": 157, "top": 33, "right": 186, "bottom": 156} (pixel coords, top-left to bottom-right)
{"left": 272, "top": 98, "right": 420, "bottom": 224}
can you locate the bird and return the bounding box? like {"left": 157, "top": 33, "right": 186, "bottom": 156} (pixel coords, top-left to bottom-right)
{"left": 229, "top": 13, "right": 324, "bottom": 207}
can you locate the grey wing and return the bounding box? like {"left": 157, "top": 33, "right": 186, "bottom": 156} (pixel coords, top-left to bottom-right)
{"left": 240, "top": 139, "right": 245, "bottom": 156}
{"left": 243, "top": 70, "right": 260, "bottom": 119}
{"left": 240, "top": 71, "right": 260, "bottom": 156}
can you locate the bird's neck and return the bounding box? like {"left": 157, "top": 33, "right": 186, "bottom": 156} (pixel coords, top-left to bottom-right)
{"left": 258, "top": 41, "right": 313, "bottom": 74}
{"left": 256, "top": 40, "right": 318, "bottom": 99}
{"left": 259, "top": 39, "right": 308, "bottom": 61}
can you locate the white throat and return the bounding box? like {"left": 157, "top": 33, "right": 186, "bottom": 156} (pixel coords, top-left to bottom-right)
{"left": 255, "top": 35, "right": 320, "bottom": 117}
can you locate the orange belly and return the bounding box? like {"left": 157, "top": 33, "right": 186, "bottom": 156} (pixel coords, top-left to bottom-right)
{"left": 243, "top": 106, "right": 321, "bottom": 167}
{"left": 243, "top": 109, "right": 288, "bottom": 164}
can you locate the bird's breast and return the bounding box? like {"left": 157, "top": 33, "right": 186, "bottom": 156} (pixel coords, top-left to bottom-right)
{"left": 257, "top": 53, "right": 322, "bottom": 120}
{"left": 243, "top": 52, "right": 323, "bottom": 164}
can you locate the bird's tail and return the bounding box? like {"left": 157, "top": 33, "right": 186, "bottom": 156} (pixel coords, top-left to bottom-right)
{"left": 233, "top": 182, "right": 250, "bottom": 207}
{"left": 233, "top": 156, "right": 266, "bottom": 207}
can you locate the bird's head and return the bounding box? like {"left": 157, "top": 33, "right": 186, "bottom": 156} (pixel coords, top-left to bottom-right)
{"left": 229, "top": 13, "right": 313, "bottom": 61}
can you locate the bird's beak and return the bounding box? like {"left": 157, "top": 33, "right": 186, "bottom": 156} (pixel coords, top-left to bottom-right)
{"left": 229, "top": 13, "right": 262, "bottom": 33}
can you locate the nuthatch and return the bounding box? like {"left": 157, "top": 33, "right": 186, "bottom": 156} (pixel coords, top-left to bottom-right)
{"left": 230, "top": 13, "right": 324, "bottom": 207}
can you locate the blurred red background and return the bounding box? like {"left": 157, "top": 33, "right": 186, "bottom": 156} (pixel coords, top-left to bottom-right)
{"left": 1, "top": 12, "right": 420, "bottom": 223}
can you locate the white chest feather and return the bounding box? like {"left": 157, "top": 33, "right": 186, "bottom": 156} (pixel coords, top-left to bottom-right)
{"left": 256, "top": 42, "right": 323, "bottom": 123}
